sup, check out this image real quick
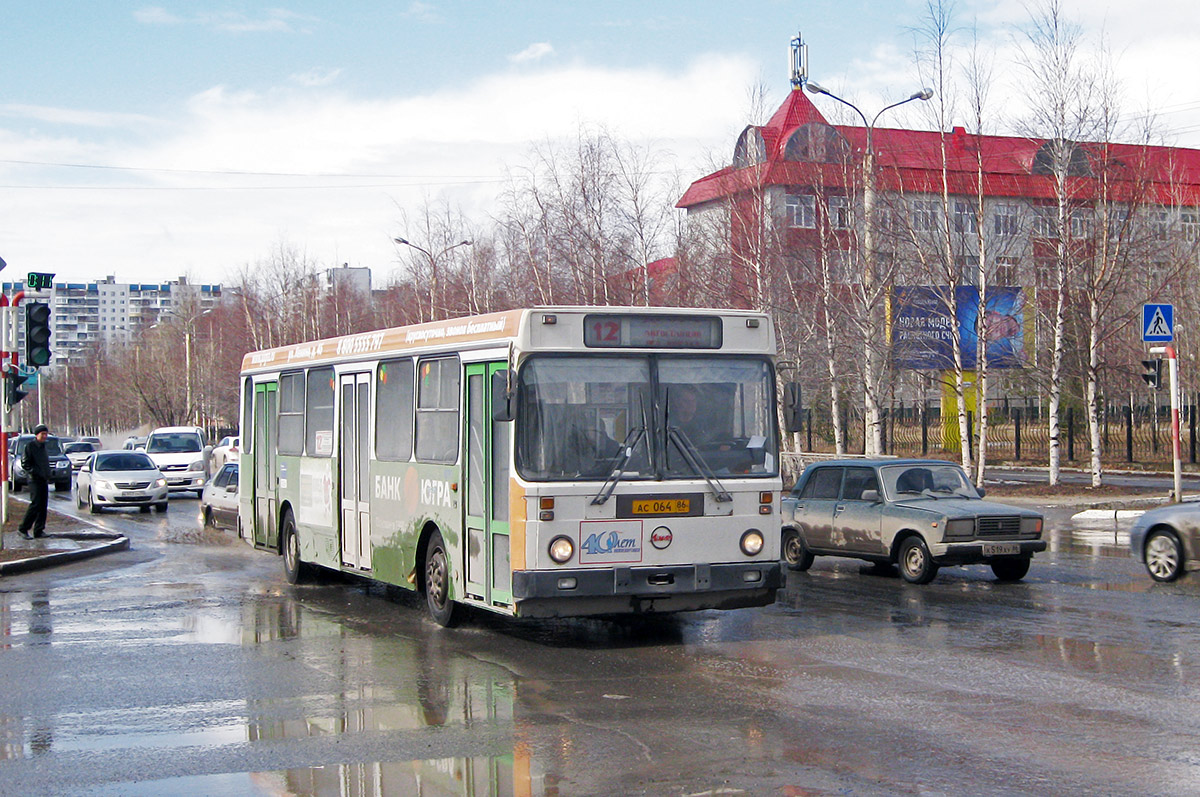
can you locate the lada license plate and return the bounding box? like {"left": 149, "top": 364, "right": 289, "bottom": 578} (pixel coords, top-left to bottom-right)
{"left": 983, "top": 542, "right": 1020, "bottom": 556}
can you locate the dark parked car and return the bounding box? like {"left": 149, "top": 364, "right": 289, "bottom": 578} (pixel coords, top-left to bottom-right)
{"left": 782, "top": 458, "right": 1046, "bottom": 584}
{"left": 1129, "top": 500, "right": 1200, "bottom": 582}
{"left": 8, "top": 434, "right": 72, "bottom": 492}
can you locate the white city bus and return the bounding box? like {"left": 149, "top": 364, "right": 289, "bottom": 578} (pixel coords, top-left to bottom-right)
{"left": 238, "top": 307, "right": 782, "bottom": 625}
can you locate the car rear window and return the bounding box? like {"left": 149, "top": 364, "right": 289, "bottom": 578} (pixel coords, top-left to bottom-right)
{"left": 146, "top": 433, "right": 202, "bottom": 454}
{"left": 96, "top": 453, "right": 157, "bottom": 471}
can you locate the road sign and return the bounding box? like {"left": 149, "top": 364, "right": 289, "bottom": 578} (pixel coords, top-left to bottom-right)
{"left": 1143, "top": 303, "right": 1174, "bottom": 342}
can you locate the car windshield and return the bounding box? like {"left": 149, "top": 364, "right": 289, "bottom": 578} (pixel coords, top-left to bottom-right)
{"left": 515, "top": 354, "right": 778, "bottom": 482}
{"left": 65, "top": 443, "right": 93, "bottom": 454}
{"left": 146, "top": 433, "right": 202, "bottom": 454}
{"left": 881, "top": 463, "right": 979, "bottom": 499}
{"left": 95, "top": 453, "right": 157, "bottom": 471}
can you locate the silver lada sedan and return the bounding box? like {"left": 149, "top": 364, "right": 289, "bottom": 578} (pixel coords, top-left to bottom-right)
{"left": 782, "top": 459, "right": 1045, "bottom": 584}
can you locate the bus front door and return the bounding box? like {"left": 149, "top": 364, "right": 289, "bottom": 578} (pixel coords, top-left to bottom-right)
{"left": 339, "top": 372, "right": 372, "bottom": 570}
{"left": 464, "top": 363, "right": 512, "bottom": 608}
{"left": 253, "top": 382, "right": 277, "bottom": 548}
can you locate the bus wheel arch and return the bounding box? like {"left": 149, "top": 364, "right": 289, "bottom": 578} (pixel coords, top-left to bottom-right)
{"left": 418, "top": 523, "right": 458, "bottom": 627}
{"left": 280, "top": 505, "right": 310, "bottom": 584}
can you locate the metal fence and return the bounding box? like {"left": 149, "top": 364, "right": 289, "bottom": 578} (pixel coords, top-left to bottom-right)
{"left": 789, "top": 400, "right": 1200, "bottom": 468}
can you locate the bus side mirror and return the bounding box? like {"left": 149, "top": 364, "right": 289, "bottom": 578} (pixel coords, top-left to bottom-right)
{"left": 783, "top": 382, "right": 803, "bottom": 433}
{"left": 492, "top": 370, "right": 514, "bottom": 422}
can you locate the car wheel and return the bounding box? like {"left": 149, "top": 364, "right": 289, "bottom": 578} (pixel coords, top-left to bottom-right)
{"left": 202, "top": 507, "right": 214, "bottom": 528}
{"left": 898, "top": 536, "right": 938, "bottom": 584}
{"left": 1145, "top": 529, "right": 1184, "bottom": 582}
{"left": 782, "top": 528, "right": 815, "bottom": 571}
{"left": 282, "top": 511, "right": 309, "bottom": 584}
{"left": 10, "top": 479, "right": 21, "bottom": 493}
{"left": 155, "top": 502, "right": 168, "bottom": 513}
{"left": 991, "top": 556, "right": 1031, "bottom": 582}
{"left": 88, "top": 490, "right": 102, "bottom": 514}
{"left": 424, "top": 531, "right": 458, "bottom": 627}
{"left": 139, "top": 505, "right": 151, "bottom": 514}
{"left": 76, "top": 486, "right": 85, "bottom": 509}
{"left": 56, "top": 480, "right": 70, "bottom": 492}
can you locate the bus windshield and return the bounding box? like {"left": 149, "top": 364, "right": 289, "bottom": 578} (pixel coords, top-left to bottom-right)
{"left": 515, "top": 355, "right": 777, "bottom": 482}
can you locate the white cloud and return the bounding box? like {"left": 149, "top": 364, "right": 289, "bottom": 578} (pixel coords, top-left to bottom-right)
{"left": 404, "top": 2, "right": 441, "bottom": 24}
{"left": 0, "top": 55, "right": 759, "bottom": 284}
{"left": 133, "top": 6, "right": 314, "bottom": 34}
{"left": 510, "top": 43, "right": 555, "bottom": 64}
{"left": 291, "top": 68, "right": 343, "bottom": 88}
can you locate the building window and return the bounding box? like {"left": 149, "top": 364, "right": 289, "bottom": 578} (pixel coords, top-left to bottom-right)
{"left": 953, "top": 200, "right": 977, "bottom": 233}
{"left": 785, "top": 194, "right": 816, "bottom": 228}
{"left": 1105, "top": 206, "right": 1129, "bottom": 237}
{"left": 1182, "top": 210, "right": 1200, "bottom": 241}
{"left": 1033, "top": 206, "right": 1059, "bottom": 237}
{"left": 911, "top": 198, "right": 940, "bottom": 232}
{"left": 827, "top": 196, "right": 852, "bottom": 230}
{"left": 994, "top": 204, "right": 1019, "bottom": 237}
{"left": 995, "top": 257, "right": 1019, "bottom": 286}
{"left": 1070, "top": 208, "right": 1093, "bottom": 238}
{"left": 1150, "top": 207, "right": 1170, "bottom": 238}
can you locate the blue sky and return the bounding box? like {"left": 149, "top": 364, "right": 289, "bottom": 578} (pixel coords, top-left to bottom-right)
{"left": 1, "top": 1, "right": 1198, "bottom": 285}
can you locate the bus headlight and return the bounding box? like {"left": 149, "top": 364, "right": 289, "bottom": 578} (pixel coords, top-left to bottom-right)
{"left": 548, "top": 535, "right": 574, "bottom": 564}
{"left": 740, "top": 529, "right": 764, "bottom": 556}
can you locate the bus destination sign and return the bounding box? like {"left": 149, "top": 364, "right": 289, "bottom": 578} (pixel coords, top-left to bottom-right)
{"left": 584, "top": 314, "right": 721, "bottom": 349}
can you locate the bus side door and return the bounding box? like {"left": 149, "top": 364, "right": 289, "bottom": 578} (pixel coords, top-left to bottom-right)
{"left": 339, "top": 372, "right": 372, "bottom": 570}
{"left": 253, "top": 382, "right": 278, "bottom": 548}
{"left": 464, "top": 362, "right": 512, "bottom": 608}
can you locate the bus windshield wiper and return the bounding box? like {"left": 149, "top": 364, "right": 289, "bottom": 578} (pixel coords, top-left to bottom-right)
{"left": 667, "top": 427, "right": 732, "bottom": 503}
{"left": 591, "top": 426, "right": 646, "bottom": 506}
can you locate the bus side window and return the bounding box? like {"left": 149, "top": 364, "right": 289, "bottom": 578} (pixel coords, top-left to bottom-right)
{"left": 416, "top": 356, "right": 460, "bottom": 463}
{"left": 377, "top": 358, "right": 415, "bottom": 461}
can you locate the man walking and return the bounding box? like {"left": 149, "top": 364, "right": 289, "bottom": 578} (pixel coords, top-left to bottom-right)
{"left": 18, "top": 424, "right": 51, "bottom": 539}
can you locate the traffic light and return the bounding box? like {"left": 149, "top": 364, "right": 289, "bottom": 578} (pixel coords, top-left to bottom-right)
{"left": 25, "top": 301, "right": 51, "bottom": 367}
{"left": 5, "top": 369, "right": 28, "bottom": 408}
{"left": 1142, "top": 358, "right": 1163, "bottom": 389}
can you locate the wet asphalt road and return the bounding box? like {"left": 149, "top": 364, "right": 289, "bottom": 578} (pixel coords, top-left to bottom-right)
{"left": 1, "top": 492, "right": 1199, "bottom": 795}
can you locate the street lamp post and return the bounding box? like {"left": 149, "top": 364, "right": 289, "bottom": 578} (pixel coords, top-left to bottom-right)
{"left": 806, "top": 81, "right": 933, "bottom": 456}
{"left": 394, "top": 237, "right": 473, "bottom": 321}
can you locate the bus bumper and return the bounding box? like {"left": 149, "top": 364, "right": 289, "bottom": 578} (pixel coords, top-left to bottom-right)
{"left": 510, "top": 562, "right": 781, "bottom": 618}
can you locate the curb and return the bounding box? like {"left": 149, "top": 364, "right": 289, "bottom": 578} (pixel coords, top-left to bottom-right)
{"left": 0, "top": 533, "right": 130, "bottom": 576}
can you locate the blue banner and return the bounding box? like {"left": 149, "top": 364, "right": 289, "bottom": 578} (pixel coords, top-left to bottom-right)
{"left": 891, "top": 286, "right": 1026, "bottom": 370}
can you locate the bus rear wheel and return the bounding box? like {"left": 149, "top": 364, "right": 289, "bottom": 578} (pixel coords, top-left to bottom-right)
{"left": 424, "top": 531, "right": 458, "bottom": 627}
{"left": 282, "top": 511, "right": 309, "bottom": 585}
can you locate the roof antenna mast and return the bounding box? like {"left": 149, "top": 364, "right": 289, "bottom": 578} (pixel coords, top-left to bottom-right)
{"left": 789, "top": 31, "right": 808, "bottom": 89}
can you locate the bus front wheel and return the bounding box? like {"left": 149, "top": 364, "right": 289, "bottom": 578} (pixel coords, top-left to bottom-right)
{"left": 282, "top": 512, "right": 309, "bottom": 585}
{"left": 424, "top": 531, "right": 458, "bottom": 627}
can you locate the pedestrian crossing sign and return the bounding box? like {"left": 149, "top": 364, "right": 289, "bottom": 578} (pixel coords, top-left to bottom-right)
{"left": 1143, "top": 303, "right": 1174, "bottom": 342}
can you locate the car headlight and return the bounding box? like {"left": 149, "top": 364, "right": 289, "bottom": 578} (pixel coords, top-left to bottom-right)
{"left": 189, "top": 459, "right": 205, "bottom": 471}
{"left": 548, "top": 536, "right": 574, "bottom": 564}
{"left": 945, "top": 519, "right": 975, "bottom": 538}
{"left": 740, "top": 529, "right": 765, "bottom": 556}
{"left": 1021, "top": 516, "right": 1044, "bottom": 536}
{"left": 154, "top": 478, "right": 167, "bottom": 488}
{"left": 95, "top": 480, "right": 113, "bottom": 491}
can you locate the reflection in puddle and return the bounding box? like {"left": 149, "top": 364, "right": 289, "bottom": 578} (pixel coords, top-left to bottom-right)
{"left": 87, "top": 754, "right": 524, "bottom": 796}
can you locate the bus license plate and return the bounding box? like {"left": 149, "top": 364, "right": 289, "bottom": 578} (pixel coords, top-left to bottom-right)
{"left": 632, "top": 498, "right": 691, "bottom": 515}
{"left": 983, "top": 543, "right": 1019, "bottom": 556}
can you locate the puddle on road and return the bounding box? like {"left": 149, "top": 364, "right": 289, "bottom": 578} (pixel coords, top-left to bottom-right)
{"left": 85, "top": 754, "right": 524, "bottom": 796}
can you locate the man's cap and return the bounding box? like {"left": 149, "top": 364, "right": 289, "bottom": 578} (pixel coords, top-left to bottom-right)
{"left": 33, "top": 424, "right": 48, "bottom": 435}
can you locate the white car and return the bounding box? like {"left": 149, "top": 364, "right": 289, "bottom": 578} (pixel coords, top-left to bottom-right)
{"left": 63, "top": 440, "right": 100, "bottom": 470}
{"left": 75, "top": 451, "right": 168, "bottom": 514}
{"left": 200, "top": 462, "right": 240, "bottom": 531}
{"left": 211, "top": 435, "right": 240, "bottom": 470}
{"left": 144, "top": 426, "right": 211, "bottom": 497}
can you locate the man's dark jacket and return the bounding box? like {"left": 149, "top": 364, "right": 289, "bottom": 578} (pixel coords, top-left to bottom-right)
{"left": 21, "top": 439, "right": 51, "bottom": 482}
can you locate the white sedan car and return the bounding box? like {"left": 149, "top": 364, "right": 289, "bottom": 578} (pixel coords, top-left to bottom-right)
{"left": 63, "top": 440, "right": 99, "bottom": 470}
{"left": 75, "top": 451, "right": 169, "bottom": 514}
{"left": 211, "top": 435, "right": 240, "bottom": 471}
